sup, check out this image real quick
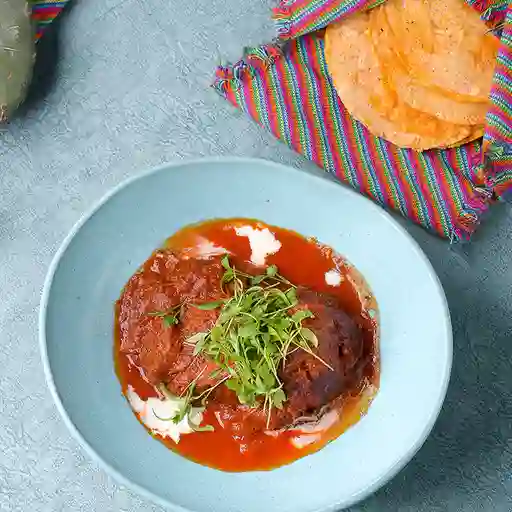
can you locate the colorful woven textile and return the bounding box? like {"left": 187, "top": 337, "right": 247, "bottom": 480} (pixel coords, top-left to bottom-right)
{"left": 31, "top": 0, "right": 67, "bottom": 40}
{"left": 273, "top": 0, "right": 385, "bottom": 39}
{"left": 214, "top": 0, "right": 512, "bottom": 240}
{"left": 484, "top": 7, "right": 512, "bottom": 199}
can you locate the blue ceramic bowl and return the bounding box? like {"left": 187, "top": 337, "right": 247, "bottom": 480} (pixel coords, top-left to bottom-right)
{"left": 40, "top": 158, "right": 452, "bottom": 512}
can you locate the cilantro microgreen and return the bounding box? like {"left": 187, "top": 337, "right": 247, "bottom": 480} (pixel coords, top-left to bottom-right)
{"left": 191, "top": 300, "right": 225, "bottom": 311}
{"left": 181, "top": 255, "right": 329, "bottom": 427}
{"left": 156, "top": 382, "right": 215, "bottom": 432}
{"left": 147, "top": 303, "right": 182, "bottom": 329}
{"left": 190, "top": 423, "right": 215, "bottom": 432}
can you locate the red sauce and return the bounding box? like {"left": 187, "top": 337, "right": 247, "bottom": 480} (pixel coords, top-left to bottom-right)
{"left": 114, "top": 218, "right": 379, "bottom": 472}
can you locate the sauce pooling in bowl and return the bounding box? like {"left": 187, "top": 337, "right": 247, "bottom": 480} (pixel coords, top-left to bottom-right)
{"left": 114, "top": 218, "right": 379, "bottom": 471}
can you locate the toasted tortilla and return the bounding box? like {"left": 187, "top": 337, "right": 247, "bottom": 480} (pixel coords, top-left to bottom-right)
{"left": 324, "top": 0, "right": 498, "bottom": 150}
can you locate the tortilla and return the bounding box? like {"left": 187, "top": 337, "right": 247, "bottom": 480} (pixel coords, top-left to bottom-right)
{"left": 324, "top": 0, "right": 498, "bottom": 150}
{"left": 445, "top": 127, "right": 484, "bottom": 149}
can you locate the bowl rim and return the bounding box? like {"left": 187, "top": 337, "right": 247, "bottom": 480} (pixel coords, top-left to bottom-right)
{"left": 39, "top": 156, "right": 453, "bottom": 512}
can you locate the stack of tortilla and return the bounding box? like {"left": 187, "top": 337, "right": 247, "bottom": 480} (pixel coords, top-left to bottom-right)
{"left": 324, "top": 0, "right": 500, "bottom": 151}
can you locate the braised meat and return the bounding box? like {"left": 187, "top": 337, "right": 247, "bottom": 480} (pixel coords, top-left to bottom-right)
{"left": 117, "top": 250, "right": 224, "bottom": 389}
{"left": 210, "top": 289, "right": 366, "bottom": 432}
{"left": 273, "top": 289, "right": 366, "bottom": 428}
{"left": 117, "top": 250, "right": 368, "bottom": 430}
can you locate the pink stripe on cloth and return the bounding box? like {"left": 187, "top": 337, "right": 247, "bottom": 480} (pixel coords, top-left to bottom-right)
{"left": 273, "top": 0, "right": 385, "bottom": 39}
{"left": 483, "top": 6, "right": 512, "bottom": 198}
{"left": 31, "top": 0, "right": 69, "bottom": 40}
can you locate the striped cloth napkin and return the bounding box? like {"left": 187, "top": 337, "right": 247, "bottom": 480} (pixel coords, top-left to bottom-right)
{"left": 214, "top": 0, "right": 512, "bottom": 240}
{"left": 31, "top": 0, "right": 68, "bottom": 39}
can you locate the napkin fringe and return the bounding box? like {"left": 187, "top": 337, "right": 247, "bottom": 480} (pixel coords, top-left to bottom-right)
{"left": 456, "top": 186, "right": 493, "bottom": 240}
{"left": 468, "top": 0, "right": 509, "bottom": 22}
{"left": 213, "top": 45, "right": 282, "bottom": 95}
{"left": 213, "top": 61, "right": 252, "bottom": 95}
{"left": 273, "top": 6, "right": 293, "bottom": 39}
{"left": 483, "top": 143, "right": 512, "bottom": 197}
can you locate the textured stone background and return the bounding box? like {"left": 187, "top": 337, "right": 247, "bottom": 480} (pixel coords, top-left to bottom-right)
{"left": 0, "top": 0, "right": 511, "bottom": 510}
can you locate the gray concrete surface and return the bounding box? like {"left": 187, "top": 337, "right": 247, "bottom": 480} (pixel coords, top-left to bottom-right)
{"left": 0, "top": 0, "right": 511, "bottom": 510}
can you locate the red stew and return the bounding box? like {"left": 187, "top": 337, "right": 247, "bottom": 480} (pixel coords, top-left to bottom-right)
{"left": 114, "top": 218, "right": 379, "bottom": 471}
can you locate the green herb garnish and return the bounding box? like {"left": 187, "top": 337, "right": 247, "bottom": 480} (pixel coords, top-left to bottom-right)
{"left": 173, "top": 382, "right": 197, "bottom": 424}
{"left": 191, "top": 300, "right": 226, "bottom": 311}
{"left": 182, "top": 255, "right": 330, "bottom": 427}
{"left": 147, "top": 303, "right": 183, "bottom": 328}
{"left": 156, "top": 381, "right": 215, "bottom": 432}
{"left": 189, "top": 422, "right": 215, "bottom": 433}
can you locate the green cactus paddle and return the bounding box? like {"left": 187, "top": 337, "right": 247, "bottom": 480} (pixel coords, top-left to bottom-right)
{"left": 0, "top": 0, "right": 35, "bottom": 122}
